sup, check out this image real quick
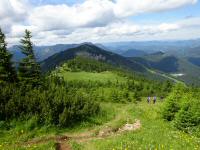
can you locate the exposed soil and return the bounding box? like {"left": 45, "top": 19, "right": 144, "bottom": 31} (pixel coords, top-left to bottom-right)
{"left": 20, "top": 119, "right": 141, "bottom": 150}
{"left": 55, "top": 142, "right": 71, "bottom": 150}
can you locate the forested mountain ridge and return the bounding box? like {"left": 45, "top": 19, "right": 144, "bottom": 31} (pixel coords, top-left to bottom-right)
{"left": 131, "top": 53, "right": 200, "bottom": 85}
{"left": 41, "top": 44, "right": 148, "bottom": 73}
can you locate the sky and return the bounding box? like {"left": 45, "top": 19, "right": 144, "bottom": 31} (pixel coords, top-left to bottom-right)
{"left": 0, "top": 0, "right": 200, "bottom": 46}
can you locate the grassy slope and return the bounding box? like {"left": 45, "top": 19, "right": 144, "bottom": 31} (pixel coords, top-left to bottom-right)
{"left": 58, "top": 71, "right": 126, "bottom": 83}
{"left": 74, "top": 101, "right": 200, "bottom": 150}
{"left": 1, "top": 101, "right": 200, "bottom": 150}
{"left": 1, "top": 70, "right": 200, "bottom": 150}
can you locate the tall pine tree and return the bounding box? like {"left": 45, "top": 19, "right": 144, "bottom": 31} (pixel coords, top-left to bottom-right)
{"left": 18, "top": 30, "right": 41, "bottom": 86}
{"left": 0, "top": 28, "right": 17, "bottom": 83}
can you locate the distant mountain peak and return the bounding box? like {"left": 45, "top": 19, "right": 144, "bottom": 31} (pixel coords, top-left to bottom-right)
{"left": 41, "top": 43, "right": 148, "bottom": 74}
{"left": 80, "top": 42, "right": 95, "bottom": 46}
{"left": 150, "top": 51, "right": 165, "bottom": 56}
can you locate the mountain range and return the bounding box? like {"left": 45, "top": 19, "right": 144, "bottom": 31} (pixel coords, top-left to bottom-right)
{"left": 9, "top": 39, "right": 200, "bottom": 85}
{"left": 40, "top": 44, "right": 147, "bottom": 73}
{"left": 9, "top": 44, "right": 79, "bottom": 62}
{"left": 131, "top": 52, "right": 200, "bottom": 85}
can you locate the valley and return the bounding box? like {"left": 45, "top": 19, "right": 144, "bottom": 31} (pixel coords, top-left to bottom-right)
{"left": 9, "top": 39, "right": 200, "bottom": 86}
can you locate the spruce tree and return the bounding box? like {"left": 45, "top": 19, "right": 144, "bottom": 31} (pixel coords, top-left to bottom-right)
{"left": 18, "top": 30, "right": 41, "bottom": 86}
{"left": 0, "top": 28, "right": 17, "bottom": 83}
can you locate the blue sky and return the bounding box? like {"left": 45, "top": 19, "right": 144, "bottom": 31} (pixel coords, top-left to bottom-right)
{"left": 132, "top": 1, "right": 200, "bottom": 24}
{"left": 34, "top": 0, "right": 200, "bottom": 23}
{"left": 0, "top": 0, "right": 200, "bottom": 45}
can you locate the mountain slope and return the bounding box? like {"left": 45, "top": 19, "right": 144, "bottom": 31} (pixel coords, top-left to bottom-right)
{"left": 9, "top": 44, "right": 78, "bottom": 62}
{"left": 41, "top": 44, "right": 148, "bottom": 73}
{"left": 131, "top": 53, "right": 200, "bottom": 85}
{"left": 188, "top": 57, "right": 200, "bottom": 67}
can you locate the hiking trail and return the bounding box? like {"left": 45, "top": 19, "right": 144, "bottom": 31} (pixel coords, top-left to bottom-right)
{"left": 20, "top": 119, "right": 141, "bottom": 150}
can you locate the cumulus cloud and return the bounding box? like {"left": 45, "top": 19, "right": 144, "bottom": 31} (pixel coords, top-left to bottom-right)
{"left": 88, "top": 22, "right": 180, "bottom": 37}
{"left": 177, "top": 17, "right": 200, "bottom": 28}
{"left": 0, "top": 0, "right": 199, "bottom": 45}
{"left": 27, "top": 0, "right": 197, "bottom": 31}
{"left": 29, "top": 0, "right": 115, "bottom": 31}
{"left": 29, "top": 22, "right": 182, "bottom": 45}
{"left": 114, "top": 0, "right": 197, "bottom": 17}
{"left": 0, "top": 0, "right": 30, "bottom": 33}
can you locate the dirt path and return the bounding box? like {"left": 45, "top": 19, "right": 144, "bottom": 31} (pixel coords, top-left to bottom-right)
{"left": 20, "top": 119, "right": 141, "bottom": 150}
{"left": 55, "top": 142, "right": 71, "bottom": 150}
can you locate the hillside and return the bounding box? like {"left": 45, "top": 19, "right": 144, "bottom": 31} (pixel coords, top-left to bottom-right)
{"left": 2, "top": 2, "right": 200, "bottom": 149}
{"left": 41, "top": 44, "right": 148, "bottom": 73}
{"left": 188, "top": 57, "right": 200, "bottom": 67}
{"left": 2, "top": 56, "right": 200, "bottom": 150}
{"left": 131, "top": 53, "right": 200, "bottom": 85}
{"left": 166, "top": 46, "right": 200, "bottom": 58}
{"left": 9, "top": 44, "right": 78, "bottom": 62}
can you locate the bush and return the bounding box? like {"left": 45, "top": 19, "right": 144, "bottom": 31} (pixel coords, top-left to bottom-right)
{"left": 174, "top": 99, "right": 200, "bottom": 131}
{"left": 162, "top": 84, "right": 200, "bottom": 132}
{"left": 162, "top": 95, "right": 180, "bottom": 121}
{"left": 162, "top": 84, "right": 186, "bottom": 121}
{"left": 0, "top": 77, "right": 100, "bottom": 127}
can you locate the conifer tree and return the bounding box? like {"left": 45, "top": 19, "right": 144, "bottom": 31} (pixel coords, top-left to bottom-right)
{"left": 18, "top": 30, "right": 41, "bottom": 86}
{"left": 0, "top": 28, "right": 17, "bottom": 83}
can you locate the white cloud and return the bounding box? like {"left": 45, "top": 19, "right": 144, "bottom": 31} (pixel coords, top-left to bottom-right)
{"left": 28, "top": 0, "right": 197, "bottom": 31}
{"left": 0, "top": 0, "right": 30, "bottom": 33}
{"left": 114, "top": 0, "right": 197, "bottom": 17}
{"left": 0, "top": 0, "right": 199, "bottom": 45}
{"left": 9, "top": 25, "right": 38, "bottom": 37}
{"left": 28, "top": 22, "right": 181, "bottom": 45}
{"left": 177, "top": 17, "right": 200, "bottom": 28}
{"left": 28, "top": 0, "right": 115, "bottom": 31}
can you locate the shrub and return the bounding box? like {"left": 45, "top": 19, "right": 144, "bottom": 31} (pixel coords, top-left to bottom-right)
{"left": 162, "top": 84, "right": 186, "bottom": 121}
{"left": 162, "top": 95, "right": 180, "bottom": 121}
{"left": 162, "top": 84, "right": 200, "bottom": 132}
{"left": 0, "top": 78, "right": 100, "bottom": 127}
{"left": 174, "top": 99, "right": 200, "bottom": 131}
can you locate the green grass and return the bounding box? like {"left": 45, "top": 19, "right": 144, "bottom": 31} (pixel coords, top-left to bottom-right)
{"left": 1, "top": 100, "right": 200, "bottom": 150}
{"left": 0, "top": 142, "right": 55, "bottom": 150}
{"left": 0, "top": 120, "right": 56, "bottom": 150}
{"left": 57, "top": 71, "right": 127, "bottom": 83}
{"left": 72, "top": 100, "right": 200, "bottom": 150}
{"left": 0, "top": 103, "right": 120, "bottom": 150}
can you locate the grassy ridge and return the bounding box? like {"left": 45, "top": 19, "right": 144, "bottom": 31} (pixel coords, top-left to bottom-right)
{"left": 58, "top": 71, "right": 126, "bottom": 83}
